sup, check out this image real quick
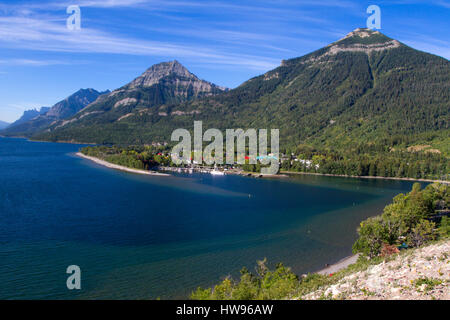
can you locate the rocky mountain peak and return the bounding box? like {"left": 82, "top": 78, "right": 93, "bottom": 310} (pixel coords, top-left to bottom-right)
{"left": 334, "top": 28, "right": 397, "bottom": 46}
{"left": 45, "top": 88, "right": 107, "bottom": 118}
{"left": 280, "top": 29, "right": 402, "bottom": 68}
{"left": 341, "top": 28, "right": 381, "bottom": 40}
{"left": 317, "top": 28, "right": 402, "bottom": 58}
{"left": 128, "top": 60, "right": 197, "bottom": 88}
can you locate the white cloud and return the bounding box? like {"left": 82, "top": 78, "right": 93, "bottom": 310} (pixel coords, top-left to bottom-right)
{"left": 0, "top": 58, "right": 70, "bottom": 66}
{"left": 402, "top": 40, "right": 450, "bottom": 60}
{"left": 0, "top": 0, "right": 358, "bottom": 72}
{"left": 73, "top": 0, "right": 150, "bottom": 8}
{"left": 0, "top": 14, "right": 280, "bottom": 71}
{"left": 1, "top": 0, "right": 446, "bottom": 71}
{"left": 435, "top": 0, "right": 450, "bottom": 8}
{"left": 0, "top": 0, "right": 149, "bottom": 11}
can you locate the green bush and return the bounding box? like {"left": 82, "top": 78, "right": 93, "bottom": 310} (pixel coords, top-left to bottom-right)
{"left": 190, "top": 259, "right": 299, "bottom": 300}
{"left": 439, "top": 216, "right": 450, "bottom": 237}
{"left": 352, "top": 216, "right": 390, "bottom": 258}
{"left": 353, "top": 183, "right": 448, "bottom": 257}
{"left": 407, "top": 220, "right": 437, "bottom": 247}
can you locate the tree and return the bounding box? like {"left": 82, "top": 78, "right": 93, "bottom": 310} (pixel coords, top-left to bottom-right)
{"left": 352, "top": 216, "right": 389, "bottom": 258}
{"left": 353, "top": 183, "right": 448, "bottom": 258}
{"left": 407, "top": 220, "right": 437, "bottom": 247}
{"left": 438, "top": 216, "right": 450, "bottom": 238}
{"left": 190, "top": 260, "right": 300, "bottom": 300}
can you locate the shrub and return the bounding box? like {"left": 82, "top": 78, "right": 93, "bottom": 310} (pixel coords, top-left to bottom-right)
{"left": 352, "top": 216, "right": 390, "bottom": 258}
{"left": 407, "top": 220, "right": 437, "bottom": 247}
{"left": 190, "top": 259, "right": 299, "bottom": 300}
{"left": 380, "top": 243, "right": 400, "bottom": 257}
{"left": 353, "top": 183, "right": 448, "bottom": 257}
{"left": 439, "top": 216, "right": 450, "bottom": 237}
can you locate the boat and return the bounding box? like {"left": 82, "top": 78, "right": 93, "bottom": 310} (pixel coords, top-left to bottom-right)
{"left": 210, "top": 166, "right": 225, "bottom": 175}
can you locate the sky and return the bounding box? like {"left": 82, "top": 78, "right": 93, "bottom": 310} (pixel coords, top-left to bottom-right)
{"left": 0, "top": 0, "right": 449, "bottom": 123}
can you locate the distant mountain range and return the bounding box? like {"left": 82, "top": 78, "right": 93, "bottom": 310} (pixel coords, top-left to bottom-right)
{"left": 8, "top": 107, "right": 50, "bottom": 128}
{"left": 0, "top": 120, "right": 10, "bottom": 130}
{"left": 5, "top": 28, "right": 450, "bottom": 155}
{"left": 1, "top": 89, "right": 109, "bottom": 137}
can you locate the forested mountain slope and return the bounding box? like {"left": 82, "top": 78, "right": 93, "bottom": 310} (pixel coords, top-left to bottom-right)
{"left": 36, "top": 29, "right": 449, "bottom": 156}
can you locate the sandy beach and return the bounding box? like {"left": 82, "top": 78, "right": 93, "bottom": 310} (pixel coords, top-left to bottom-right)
{"left": 76, "top": 152, "right": 170, "bottom": 176}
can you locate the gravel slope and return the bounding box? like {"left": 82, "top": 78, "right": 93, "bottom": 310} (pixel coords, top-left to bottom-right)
{"left": 302, "top": 240, "right": 449, "bottom": 300}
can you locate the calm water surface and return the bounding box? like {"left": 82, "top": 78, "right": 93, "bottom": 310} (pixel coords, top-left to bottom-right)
{"left": 0, "top": 137, "right": 419, "bottom": 299}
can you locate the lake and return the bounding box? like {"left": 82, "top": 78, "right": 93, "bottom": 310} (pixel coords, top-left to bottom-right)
{"left": 0, "top": 137, "right": 419, "bottom": 299}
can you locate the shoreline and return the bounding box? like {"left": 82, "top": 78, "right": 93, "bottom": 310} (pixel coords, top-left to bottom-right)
{"left": 76, "top": 152, "right": 170, "bottom": 176}
{"left": 73, "top": 152, "right": 422, "bottom": 280}
{"left": 281, "top": 170, "right": 449, "bottom": 184}
{"left": 76, "top": 151, "right": 370, "bottom": 278}
{"left": 315, "top": 254, "right": 360, "bottom": 275}
{"left": 3, "top": 137, "right": 446, "bottom": 184}
{"left": 0, "top": 135, "right": 97, "bottom": 145}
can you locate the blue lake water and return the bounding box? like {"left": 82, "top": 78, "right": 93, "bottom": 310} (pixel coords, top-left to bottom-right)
{"left": 0, "top": 137, "right": 419, "bottom": 299}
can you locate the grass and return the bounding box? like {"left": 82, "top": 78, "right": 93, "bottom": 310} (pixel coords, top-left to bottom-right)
{"left": 414, "top": 277, "right": 443, "bottom": 292}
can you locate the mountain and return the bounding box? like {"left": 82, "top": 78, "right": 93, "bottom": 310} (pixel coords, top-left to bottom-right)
{"left": 1, "top": 89, "right": 109, "bottom": 137}
{"left": 0, "top": 120, "right": 10, "bottom": 130}
{"left": 34, "top": 60, "right": 226, "bottom": 143}
{"left": 8, "top": 107, "right": 50, "bottom": 128}
{"left": 35, "top": 29, "right": 449, "bottom": 152}
{"left": 45, "top": 88, "right": 109, "bottom": 119}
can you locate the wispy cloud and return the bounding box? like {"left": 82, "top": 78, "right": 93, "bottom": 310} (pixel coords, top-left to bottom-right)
{"left": 395, "top": 28, "right": 450, "bottom": 60}
{"left": 0, "top": 0, "right": 357, "bottom": 17}
{"left": 402, "top": 39, "right": 450, "bottom": 59}
{"left": 0, "top": 0, "right": 360, "bottom": 72}
{"left": 71, "top": 0, "right": 150, "bottom": 8}
{"left": 0, "top": 6, "right": 281, "bottom": 70}
{"left": 0, "top": 58, "right": 71, "bottom": 66}
{"left": 376, "top": 0, "right": 450, "bottom": 8}
{"left": 433, "top": 0, "right": 450, "bottom": 8}
{"left": 0, "top": 0, "right": 447, "bottom": 72}
{"left": 0, "top": 0, "right": 149, "bottom": 11}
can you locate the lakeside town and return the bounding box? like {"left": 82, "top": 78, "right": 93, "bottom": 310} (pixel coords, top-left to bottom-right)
{"left": 79, "top": 144, "right": 448, "bottom": 183}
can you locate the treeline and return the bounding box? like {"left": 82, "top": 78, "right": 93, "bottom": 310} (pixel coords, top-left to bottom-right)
{"left": 81, "top": 142, "right": 449, "bottom": 181}
{"left": 281, "top": 144, "right": 448, "bottom": 180}
{"left": 81, "top": 145, "right": 173, "bottom": 170}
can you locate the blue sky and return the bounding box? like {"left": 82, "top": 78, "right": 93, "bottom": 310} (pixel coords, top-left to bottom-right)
{"left": 0, "top": 0, "right": 449, "bottom": 123}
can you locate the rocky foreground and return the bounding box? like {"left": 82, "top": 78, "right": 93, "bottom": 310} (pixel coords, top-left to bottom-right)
{"left": 302, "top": 240, "right": 449, "bottom": 300}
